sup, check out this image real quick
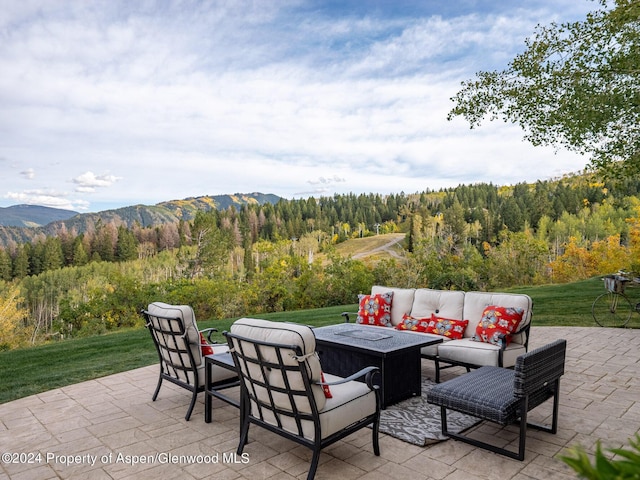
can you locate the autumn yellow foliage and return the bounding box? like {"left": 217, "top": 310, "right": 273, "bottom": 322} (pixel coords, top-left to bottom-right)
{"left": 0, "top": 285, "right": 28, "bottom": 350}
{"left": 549, "top": 234, "right": 631, "bottom": 283}
{"left": 627, "top": 204, "right": 640, "bottom": 274}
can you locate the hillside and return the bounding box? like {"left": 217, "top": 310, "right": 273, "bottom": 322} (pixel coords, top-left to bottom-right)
{"left": 0, "top": 204, "right": 78, "bottom": 227}
{"left": 332, "top": 233, "right": 406, "bottom": 261}
{"left": 0, "top": 193, "right": 281, "bottom": 248}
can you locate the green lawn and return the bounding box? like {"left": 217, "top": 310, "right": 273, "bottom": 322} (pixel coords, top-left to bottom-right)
{"left": 0, "top": 304, "right": 355, "bottom": 404}
{"left": 2, "top": 276, "right": 639, "bottom": 404}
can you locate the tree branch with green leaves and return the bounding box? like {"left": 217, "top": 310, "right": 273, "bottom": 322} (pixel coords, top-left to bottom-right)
{"left": 448, "top": 0, "right": 640, "bottom": 179}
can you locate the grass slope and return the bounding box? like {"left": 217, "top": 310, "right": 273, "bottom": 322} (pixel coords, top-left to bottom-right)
{"left": 332, "top": 233, "right": 406, "bottom": 259}
{"left": 2, "top": 277, "right": 639, "bottom": 404}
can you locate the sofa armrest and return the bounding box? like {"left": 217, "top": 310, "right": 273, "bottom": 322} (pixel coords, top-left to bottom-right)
{"left": 512, "top": 320, "right": 532, "bottom": 350}
{"left": 514, "top": 321, "right": 531, "bottom": 336}
{"left": 341, "top": 312, "right": 357, "bottom": 323}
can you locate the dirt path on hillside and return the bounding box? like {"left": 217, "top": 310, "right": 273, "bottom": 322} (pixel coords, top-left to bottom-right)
{"left": 352, "top": 233, "right": 405, "bottom": 259}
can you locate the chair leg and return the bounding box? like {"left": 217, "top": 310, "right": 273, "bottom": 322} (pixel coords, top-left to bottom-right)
{"left": 440, "top": 404, "right": 527, "bottom": 461}
{"left": 440, "top": 406, "right": 448, "bottom": 433}
{"left": 517, "top": 408, "right": 528, "bottom": 461}
{"left": 152, "top": 374, "right": 163, "bottom": 401}
{"left": 551, "top": 379, "right": 560, "bottom": 434}
{"left": 372, "top": 416, "right": 380, "bottom": 456}
{"left": 237, "top": 388, "right": 250, "bottom": 452}
{"left": 185, "top": 389, "right": 198, "bottom": 421}
{"left": 307, "top": 448, "right": 321, "bottom": 480}
{"left": 237, "top": 414, "right": 250, "bottom": 453}
{"left": 526, "top": 380, "right": 561, "bottom": 434}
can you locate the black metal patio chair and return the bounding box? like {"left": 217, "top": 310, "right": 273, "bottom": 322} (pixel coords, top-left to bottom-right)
{"left": 142, "top": 302, "right": 238, "bottom": 421}
{"left": 224, "top": 318, "right": 381, "bottom": 480}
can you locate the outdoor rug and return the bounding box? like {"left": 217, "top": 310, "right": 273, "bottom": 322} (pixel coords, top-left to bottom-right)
{"left": 372, "top": 377, "right": 481, "bottom": 446}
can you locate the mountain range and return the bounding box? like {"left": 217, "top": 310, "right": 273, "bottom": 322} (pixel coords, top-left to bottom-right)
{"left": 0, "top": 193, "right": 282, "bottom": 248}
{"left": 0, "top": 204, "right": 79, "bottom": 227}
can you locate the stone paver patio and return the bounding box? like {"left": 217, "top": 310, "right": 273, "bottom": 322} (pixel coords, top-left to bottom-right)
{"left": 1, "top": 326, "right": 639, "bottom": 480}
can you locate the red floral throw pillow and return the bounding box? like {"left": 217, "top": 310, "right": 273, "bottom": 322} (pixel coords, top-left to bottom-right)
{"left": 395, "top": 313, "right": 431, "bottom": 332}
{"left": 200, "top": 332, "right": 215, "bottom": 356}
{"left": 356, "top": 292, "right": 394, "bottom": 327}
{"left": 471, "top": 306, "right": 524, "bottom": 347}
{"left": 320, "top": 371, "right": 332, "bottom": 398}
{"left": 427, "top": 315, "right": 469, "bottom": 340}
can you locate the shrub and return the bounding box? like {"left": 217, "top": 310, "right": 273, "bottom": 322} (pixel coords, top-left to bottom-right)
{"left": 560, "top": 434, "right": 640, "bottom": 479}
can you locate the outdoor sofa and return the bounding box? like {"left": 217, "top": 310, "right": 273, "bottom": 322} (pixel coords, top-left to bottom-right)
{"left": 343, "top": 286, "right": 533, "bottom": 382}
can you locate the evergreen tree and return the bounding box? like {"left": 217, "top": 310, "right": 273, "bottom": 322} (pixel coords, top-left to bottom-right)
{"left": 0, "top": 248, "right": 12, "bottom": 281}
{"left": 42, "top": 237, "right": 63, "bottom": 271}
{"left": 500, "top": 197, "right": 525, "bottom": 232}
{"left": 72, "top": 238, "right": 89, "bottom": 266}
{"left": 115, "top": 226, "right": 138, "bottom": 261}
{"left": 12, "top": 245, "right": 29, "bottom": 279}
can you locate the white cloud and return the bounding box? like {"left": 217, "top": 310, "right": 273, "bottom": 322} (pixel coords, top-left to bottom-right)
{"left": 71, "top": 172, "right": 122, "bottom": 193}
{"left": 20, "top": 168, "right": 35, "bottom": 179}
{"left": 308, "top": 175, "right": 346, "bottom": 186}
{"left": 5, "top": 189, "right": 88, "bottom": 211}
{"left": 0, "top": 0, "right": 595, "bottom": 211}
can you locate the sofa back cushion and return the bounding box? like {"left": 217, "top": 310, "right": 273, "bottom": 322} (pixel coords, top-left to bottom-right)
{"left": 410, "top": 288, "right": 465, "bottom": 321}
{"left": 371, "top": 286, "right": 415, "bottom": 326}
{"left": 462, "top": 292, "right": 533, "bottom": 344}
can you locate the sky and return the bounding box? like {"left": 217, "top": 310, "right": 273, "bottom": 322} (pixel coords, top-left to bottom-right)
{"left": 0, "top": 0, "right": 596, "bottom": 213}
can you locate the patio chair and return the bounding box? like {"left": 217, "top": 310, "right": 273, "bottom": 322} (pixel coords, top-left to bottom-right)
{"left": 142, "top": 302, "right": 238, "bottom": 421}
{"left": 224, "top": 318, "right": 381, "bottom": 480}
{"left": 426, "top": 338, "right": 566, "bottom": 460}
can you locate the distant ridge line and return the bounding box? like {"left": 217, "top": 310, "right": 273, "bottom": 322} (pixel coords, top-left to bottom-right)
{"left": 0, "top": 192, "right": 282, "bottom": 248}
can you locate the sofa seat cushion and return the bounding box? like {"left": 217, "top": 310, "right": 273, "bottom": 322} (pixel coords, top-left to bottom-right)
{"left": 421, "top": 336, "right": 451, "bottom": 356}
{"left": 437, "top": 338, "right": 526, "bottom": 368}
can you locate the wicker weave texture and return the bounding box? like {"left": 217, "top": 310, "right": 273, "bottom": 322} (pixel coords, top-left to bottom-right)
{"left": 427, "top": 339, "right": 567, "bottom": 425}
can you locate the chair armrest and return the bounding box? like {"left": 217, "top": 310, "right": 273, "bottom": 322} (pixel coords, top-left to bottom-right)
{"left": 315, "top": 366, "right": 380, "bottom": 390}
{"left": 341, "top": 312, "right": 357, "bottom": 323}
{"left": 200, "top": 327, "right": 220, "bottom": 344}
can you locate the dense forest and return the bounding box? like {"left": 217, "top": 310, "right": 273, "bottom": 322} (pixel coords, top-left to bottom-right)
{"left": 1, "top": 173, "right": 640, "bottom": 350}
